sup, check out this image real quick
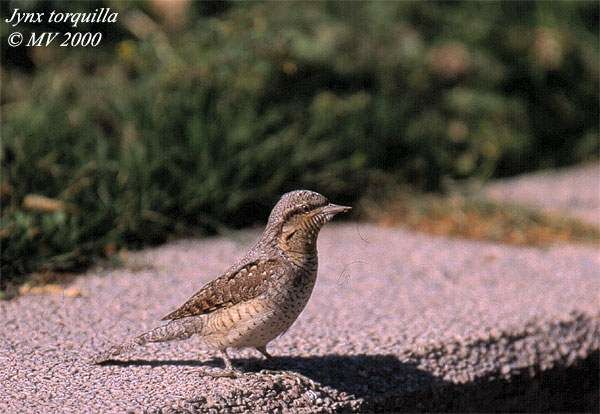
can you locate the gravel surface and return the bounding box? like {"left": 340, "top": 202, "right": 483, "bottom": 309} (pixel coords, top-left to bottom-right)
{"left": 1, "top": 224, "right": 599, "bottom": 412}
{"left": 484, "top": 162, "right": 600, "bottom": 226}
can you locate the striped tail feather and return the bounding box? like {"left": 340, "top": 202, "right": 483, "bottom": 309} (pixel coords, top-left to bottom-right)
{"left": 90, "top": 318, "right": 201, "bottom": 363}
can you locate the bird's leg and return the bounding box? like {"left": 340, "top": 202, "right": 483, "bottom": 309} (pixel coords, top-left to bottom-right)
{"left": 198, "top": 349, "right": 242, "bottom": 378}
{"left": 255, "top": 345, "right": 272, "bottom": 360}
{"left": 221, "top": 349, "right": 235, "bottom": 370}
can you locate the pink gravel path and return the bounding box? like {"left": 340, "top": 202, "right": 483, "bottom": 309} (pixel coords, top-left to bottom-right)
{"left": 484, "top": 162, "right": 600, "bottom": 226}
{"left": 1, "top": 224, "right": 599, "bottom": 412}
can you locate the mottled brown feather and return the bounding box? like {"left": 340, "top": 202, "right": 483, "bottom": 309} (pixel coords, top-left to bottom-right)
{"left": 161, "top": 259, "right": 284, "bottom": 321}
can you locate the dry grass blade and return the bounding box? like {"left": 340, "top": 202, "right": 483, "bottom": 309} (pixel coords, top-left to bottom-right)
{"left": 366, "top": 193, "right": 600, "bottom": 247}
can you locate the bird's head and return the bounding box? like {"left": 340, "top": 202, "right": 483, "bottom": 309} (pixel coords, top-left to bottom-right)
{"left": 265, "top": 190, "right": 351, "bottom": 255}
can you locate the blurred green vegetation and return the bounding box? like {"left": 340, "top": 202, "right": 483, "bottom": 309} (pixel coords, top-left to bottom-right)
{"left": 1, "top": 1, "right": 598, "bottom": 287}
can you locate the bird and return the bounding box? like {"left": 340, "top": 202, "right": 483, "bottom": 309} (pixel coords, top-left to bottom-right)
{"left": 92, "top": 190, "right": 351, "bottom": 377}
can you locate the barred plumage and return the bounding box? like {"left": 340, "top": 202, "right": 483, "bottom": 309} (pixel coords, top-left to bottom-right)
{"left": 92, "top": 190, "right": 351, "bottom": 376}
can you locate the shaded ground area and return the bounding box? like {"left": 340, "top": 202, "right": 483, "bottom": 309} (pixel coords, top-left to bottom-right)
{"left": 1, "top": 224, "right": 599, "bottom": 412}
{"left": 484, "top": 163, "right": 600, "bottom": 227}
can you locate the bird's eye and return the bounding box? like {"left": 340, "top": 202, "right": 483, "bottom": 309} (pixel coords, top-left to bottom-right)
{"left": 301, "top": 204, "right": 310, "bottom": 212}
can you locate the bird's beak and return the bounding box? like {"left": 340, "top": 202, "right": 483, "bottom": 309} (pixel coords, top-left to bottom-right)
{"left": 322, "top": 203, "right": 352, "bottom": 215}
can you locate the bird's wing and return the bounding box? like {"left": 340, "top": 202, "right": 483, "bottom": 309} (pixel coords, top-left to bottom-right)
{"left": 161, "top": 258, "right": 285, "bottom": 321}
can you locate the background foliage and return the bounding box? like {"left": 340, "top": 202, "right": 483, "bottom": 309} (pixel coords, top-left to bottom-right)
{"left": 1, "top": 0, "right": 598, "bottom": 285}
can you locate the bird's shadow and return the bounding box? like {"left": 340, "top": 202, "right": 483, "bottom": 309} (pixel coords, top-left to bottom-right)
{"left": 97, "top": 351, "right": 600, "bottom": 412}
{"left": 99, "top": 358, "right": 220, "bottom": 368}
{"left": 99, "top": 353, "right": 440, "bottom": 410}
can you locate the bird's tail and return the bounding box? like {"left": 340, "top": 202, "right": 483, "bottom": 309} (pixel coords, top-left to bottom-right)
{"left": 91, "top": 318, "right": 201, "bottom": 364}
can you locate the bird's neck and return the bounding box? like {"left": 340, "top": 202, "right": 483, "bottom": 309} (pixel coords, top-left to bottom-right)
{"left": 279, "top": 227, "right": 318, "bottom": 258}
{"left": 269, "top": 221, "right": 320, "bottom": 269}
{"left": 283, "top": 245, "right": 318, "bottom": 270}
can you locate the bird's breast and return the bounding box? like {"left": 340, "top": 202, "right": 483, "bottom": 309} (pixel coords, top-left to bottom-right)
{"left": 201, "top": 256, "right": 318, "bottom": 350}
